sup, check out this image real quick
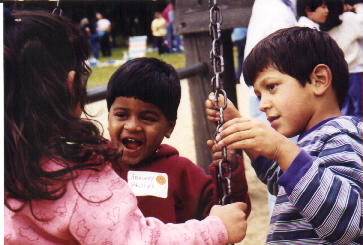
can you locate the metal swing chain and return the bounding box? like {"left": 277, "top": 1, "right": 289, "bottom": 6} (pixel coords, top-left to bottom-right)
{"left": 208, "top": 0, "right": 232, "bottom": 206}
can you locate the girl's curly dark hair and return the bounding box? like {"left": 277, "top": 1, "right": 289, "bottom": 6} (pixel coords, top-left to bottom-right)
{"left": 5, "top": 10, "right": 120, "bottom": 209}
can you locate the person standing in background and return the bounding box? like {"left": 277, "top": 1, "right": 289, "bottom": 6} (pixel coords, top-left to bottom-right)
{"left": 243, "top": 0, "right": 297, "bottom": 60}
{"left": 151, "top": 12, "right": 167, "bottom": 55}
{"left": 231, "top": 27, "right": 247, "bottom": 81}
{"left": 96, "top": 12, "right": 112, "bottom": 57}
{"left": 321, "top": 0, "right": 363, "bottom": 118}
{"left": 162, "top": 3, "right": 182, "bottom": 54}
{"left": 80, "top": 17, "right": 99, "bottom": 60}
{"left": 296, "top": 0, "right": 329, "bottom": 30}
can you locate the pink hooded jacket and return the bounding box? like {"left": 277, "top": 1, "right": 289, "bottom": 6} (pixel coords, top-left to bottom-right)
{"left": 5, "top": 161, "right": 228, "bottom": 244}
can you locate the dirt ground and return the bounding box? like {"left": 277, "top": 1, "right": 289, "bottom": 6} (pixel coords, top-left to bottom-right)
{"left": 85, "top": 80, "right": 270, "bottom": 245}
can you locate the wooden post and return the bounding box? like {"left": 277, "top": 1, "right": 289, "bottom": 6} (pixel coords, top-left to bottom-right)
{"left": 182, "top": 30, "right": 239, "bottom": 170}
{"left": 174, "top": 0, "right": 253, "bottom": 170}
{"left": 221, "top": 29, "right": 238, "bottom": 105}
{"left": 183, "top": 32, "right": 216, "bottom": 169}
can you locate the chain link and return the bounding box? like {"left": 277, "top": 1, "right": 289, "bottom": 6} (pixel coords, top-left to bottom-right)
{"left": 209, "top": 0, "right": 232, "bottom": 206}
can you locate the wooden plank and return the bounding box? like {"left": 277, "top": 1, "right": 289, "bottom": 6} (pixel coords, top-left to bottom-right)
{"left": 174, "top": 0, "right": 253, "bottom": 35}
{"left": 183, "top": 32, "right": 216, "bottom": 169}
{"left": 221, "top": 30, "right": 238, "bottom": 105}
{"left": 182, "top": 31, "right": 238, "bottom": 170}
{"left": 86, "top": 63, "right": 208, "bottom": 103}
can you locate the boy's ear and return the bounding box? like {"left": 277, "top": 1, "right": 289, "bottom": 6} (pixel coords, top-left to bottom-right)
{"left": 309, "top": 64, "right": 332, "bottom": 96}
{"left": 165, "top": 120, "right": 176, "bottom": 138}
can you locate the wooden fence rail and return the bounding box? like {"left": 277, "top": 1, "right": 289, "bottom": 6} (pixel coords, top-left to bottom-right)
{"left": 86, "top": 62, "right": 208, "bottom": 103}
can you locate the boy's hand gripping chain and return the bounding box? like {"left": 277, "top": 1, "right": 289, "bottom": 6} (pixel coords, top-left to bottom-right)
{"left": 209, "top": 0, "right": 232, "bottom": 206}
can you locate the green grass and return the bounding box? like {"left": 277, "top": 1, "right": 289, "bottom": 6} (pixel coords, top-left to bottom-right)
{"left": 87, "top": 47, "right": 186, "bottom": 89}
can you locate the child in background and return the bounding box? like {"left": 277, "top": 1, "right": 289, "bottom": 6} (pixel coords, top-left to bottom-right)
{"left": 106, "top": 57, "right": 250, "bottom": 224}
{"left": 206, "top": 27, "right": 363, "bottom": 244}
{"left": 4, "top": 10, "right": 248, "bottom": 244}
{"left": 320, "top": 0, "right": 363, "bottom": 118}
{"left": 297, "top": 0, "right": 329, "bottom": 30}
{"left": 151, "top": 12, "right": 167, "bottom": 55}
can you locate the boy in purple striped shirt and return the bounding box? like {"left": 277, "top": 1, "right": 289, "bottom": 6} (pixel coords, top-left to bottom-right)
{"left": 206, "top": 27, "right": 362, "bottom": 244}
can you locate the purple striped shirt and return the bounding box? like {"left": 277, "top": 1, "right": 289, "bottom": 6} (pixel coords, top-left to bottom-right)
{"left": 253, "top": 116, "right": 363, "bottom": 244}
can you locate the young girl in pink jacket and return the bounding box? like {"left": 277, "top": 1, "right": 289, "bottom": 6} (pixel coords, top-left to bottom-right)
{"left": 4, "top": 9, "right": 247, "bottom": 245}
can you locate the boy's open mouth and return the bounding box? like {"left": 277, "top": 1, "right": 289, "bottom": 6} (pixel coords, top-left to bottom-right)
{"left": 122, "top": 138, "right": 143, "bottom": 150}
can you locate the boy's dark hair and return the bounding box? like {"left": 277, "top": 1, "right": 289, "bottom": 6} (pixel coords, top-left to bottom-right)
{"left": 297, "top": 0, "right": 327, "bottom": 17}
{"left": 242, "top": 27, "right": 349, "bottom": 108}
{"left": 107, "top": 57, "right": 181, "bottom": 121}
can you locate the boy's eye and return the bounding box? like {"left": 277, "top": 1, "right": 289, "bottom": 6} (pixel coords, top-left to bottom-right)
{"left": 266, "top": 83, "right": 277, "bottom": 91}
{"left": 115, "top": 112, "right": 127, "bottom": 119}
{"left": 141, "top": 115, "right": 158, "bottom": 122}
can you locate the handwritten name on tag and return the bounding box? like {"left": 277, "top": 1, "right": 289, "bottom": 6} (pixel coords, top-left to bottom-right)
{"left": 127, "top": 171, "right": 168, "bottom": 198}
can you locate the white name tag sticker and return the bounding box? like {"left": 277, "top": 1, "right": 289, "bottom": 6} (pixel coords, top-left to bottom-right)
{"left": 127, "top": 171, "right": 168, "bottom": 198}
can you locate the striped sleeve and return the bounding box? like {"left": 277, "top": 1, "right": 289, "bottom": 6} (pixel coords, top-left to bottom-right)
{"left": 278, "top": 132, "right": 363, "bottom": 244}
{"left": 252, "top": 156, "right": 282, "bottom": 196}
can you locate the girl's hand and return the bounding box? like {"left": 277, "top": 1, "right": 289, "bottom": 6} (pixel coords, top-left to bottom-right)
{"left": 205, "top": 93, "right": 240, "bottom": 123}
{"left": 209, "top": 202, "right": 248, "bottom": 243}
{"left": 216, "top": 117, "right": 300, "bottom": 171}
